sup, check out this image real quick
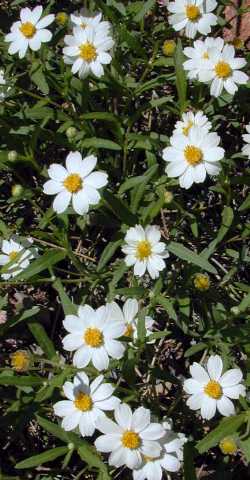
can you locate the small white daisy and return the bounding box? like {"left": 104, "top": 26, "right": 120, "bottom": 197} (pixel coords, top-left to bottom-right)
{"left": 62, "top": 304, "right": 126, "bottom": 371}
{"left": 203, "top": 43, "right": 248, "bottom": 97}
{"left": 183, "top": 354, "right": 246, "bottom": 420}
{"left": 173, "top": 110, "right": 212, "bottom": 137}
{"left": 162, "top": 125, "right": 224, "bottom": 189}
{"left": 183, "top": 37, "right": 224, "bottom": 80}
{"left": 5, "top": 6, "right": 54, "bottom": 58}
{"left": 95, "top": 404, "right": 165, "bottom": 469}
{"left": 242, "top": 123, "right": 250, "bottom": 159}
{"left": 63, "top": 25, "right": 114, "bottom": 79}
{"left": 53, "top": 372, "right": 120, "bottom": 437}
{"left": 122, "top": 225, "right": 169, "bottom": 279}
{"left": 167, "top": 0, "right": 218, "bottom": 39}
{"left": 107, "top": 300, "right": 154, "bottom": 343}
{"left": 0, "top": 238, "right": 36, "bottom": 280}
{"left": 43, "top": 151, "right": 108, "bottom": 215}
{"left": 71, "top": 9, "right": 111, "bottom": 35}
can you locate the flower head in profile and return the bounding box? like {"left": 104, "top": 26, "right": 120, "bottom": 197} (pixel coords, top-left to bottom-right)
{"left": 183, "top": 37, "right": 224, "bottom": 81}
{"left": 167, "top": 0, "right": 217, "bottom": 39}
{"left": 0, "top": 238, "right": 37, "bottom": 280}
{"left": 71, "top": 9, "right": 111, "bottom": 36}
{"left": 43, "top": 152, "right": 108, "bottom": 215}
{"left": 62, "top": 304, "right": 126, "bottom": 371}
{"left": 5, "top": 6, "right": 54, "bottom": 58}
{"left": 183, "top": 354, "right": 246, "bottom": 420}
{"left": 122, "top": 225, "right": 169, "bottom": 279}
{"left": 107, "top": 300, "right": 154, "bottom": 343}
{"left": 53, "top": 372, "right": 120, "bottom": 437}
{"left": 242, "top": 123, "right": 250, "bottom": 159}
{"left": 163, "top": 125, "right": 224, "bottom": 189}
{"left": 95, "top": 404, "right": 165, "bottom": 469}
{"left": 63, "top": 25, "right": 114, "bottom": 79}
{"left": 173, "top": 110, "right": 212, "bottom": 137}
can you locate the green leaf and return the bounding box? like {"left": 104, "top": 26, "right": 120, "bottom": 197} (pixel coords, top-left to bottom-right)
{"left": 184, "top": 442, "right": 197, "bottom": 480}
{"left": 97, "top": 239, "right": 123, "bottom": 272}
{"left": 30, "top": 62, "right": 49, "bottom": 95}
{"left": 168, "top": 241, "right": 218, "bottom": 274}
{"left": 102, "top": 190, "right": 137, "bottom": 226}
{"left": 239, "top": 194, "right": 250, "bottom": 212}
{"left": 155, "top": 295, "right": 177, "bottom": 321}
{"left": 134, "top": 0, "right": 155, "bottom": 21}
{"left": 197, "top": 414, "right": 246, "bottom": 453}
{"left": 16, "top": 249, "right": 66, "bottom": 280}
{"left": 184, "top": 342, "right": 207, "bottom": 358}
{"left": 174, "top": 39, "right": 187, "bottom": 112}
{"left": 16, "top": 447, "right": 68, "bottom": 469}
{"left": 0, "top": 375, "right": 43, "bottom": 386}
{"left": 201, "top": 206, "right": 234, "bottom": 259}
{"left": 131, "top": 164, "right": 158, "bottom": 214}
{"left": 28, "top": 321, "right": 57, "bottom": 360}
{"left": 81, "top": 138, "right": 121, "bottom": 150}
{"left": 53, "top": 279, "right": 77, "bottom": 315}
{"left": 239, "top": 437, "right": 250, "bottom": 462}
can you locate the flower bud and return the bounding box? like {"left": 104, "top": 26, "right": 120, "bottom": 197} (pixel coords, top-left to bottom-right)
{"left": 219, "top": 437, "right": 237, "bottom": 455}
{"left": 66, "top": 127, "right": 77, "bottom": 140}
{"left": 162, "top": 40, "right": 176, "bottom": 56}
{"left": 11, "top": 350, "right": 30, "bottom": 372}
{"left": 164, "top": 191, "right": 174, "bottom": 204}
{"left": 11, "top": 184, "right": 23, "bottom": 197}
{"left": 56, "top": 12, "right": 68, "bottom": 27}
{"left": 8, "top": 150, "right": 18, "bottom": 161}
{"left": 193, "top": 273, "right": 210, "bottom": 291}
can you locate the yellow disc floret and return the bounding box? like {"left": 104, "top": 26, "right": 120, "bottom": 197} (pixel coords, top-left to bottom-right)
{"left": 184, "top": 145, "right": 203, "bottom": 166}
{"left": 204, "top": 380, "right": 222, "bottom": 399}
{"left": 84, "top": 327, "right": 103, "bottom": 348}
{"left": 122, "top": 431, "right": 141, "bottom": 449}
{"left": 136, "top": 240, "right": 152, "bottom": 261}
{"left": 232, "top": 38, "right": 244, "bottom": 50}
{"left": 162, "top": 40, "right": 176, "bottom": 56}
{"left": 56, "top": 12, "right": 68, "bottom": 26}
{"left": 186, "top": 5, "right": 201, "bottom": 21}
{"left": 9, "top": 251, "right": 19, "bottom": 262}
{"left": 11, "top": 350, "right": 30, "bottom": 372}
{"left": 63, "top": 174, "right": 82, "bottom": 193}
{"left": 124, "top": 324, "right": 134, "bottom": 337}
{"left": 79, "top": 42, "right": 97, "bottom": 62}
{"left": 193, "top": 273, "right": 210, "bottom": 291}
{"left": 215, "top": 61, "right": 232, "bottom": 79}
{"left": 74, "top": 392, "right": 93, "bottom": 411}
{"left": 219, "top": 437, "right": 237, "bottom": 455}
{"left": 19, "top": 22, "right": 36, "bottom": 38}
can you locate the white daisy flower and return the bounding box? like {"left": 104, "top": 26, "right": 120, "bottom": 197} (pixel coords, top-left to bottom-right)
{"left": 173, "top": 110, "right": 212, "bottom": 137}
{"left": 95, "top": 404, "right": 165, "bottom": 469}
{"left": 183, "top": 354, "right": 246, "bottom": 420}
{"left": 62, "top": 304, "right": 126, "bottom": 371}
{"left": 167, "top": 0, "right": 218, "bottom": 39}
{"left": 203, "top": 43, "right": 248, "bottom": 97}
{"left": 0, "top": 238, "right": 36, "bottom": 280}
{"left": 107, "top": 300, "right": 154, "bottom": 343}
{"left": 43, "top": 151, "right": 108, "bottom": 215}
{"left": 5, "top": 6, "right": 55, "bottom": 59}
{"left": 71, "top": 9, "right": 111, "bottom": 35}
{"left": 122, "top": 225, "right": 169, "bottom": 279}
{"left": 242, "top": 123, "right": 250, "bottom": 159}
{"left": 53, "top": 372, "right": 120, "bottom": 437}
{"left": 183, "top": 37, "right": 224, "bottom": 80}
{"left": 162, "top": 125, "right": 224, "bottom": 189}
{"left": 63, "top": 25, "right": 114, "bottom": 79}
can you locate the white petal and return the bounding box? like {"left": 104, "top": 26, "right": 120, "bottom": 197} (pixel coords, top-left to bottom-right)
{"left": 200, "top": 397, "right": 217, "bottom": 420}
{"left": 85, "top": 171, "right": 108, "bottom": 188}
{"left": 79, "top": 412, "right": 95, "bottom": 437}
{"left": 161, "top": 453, "right": 180, "bottom": 472}
{"left": 61, "top": 410, "right": 81, "bottom": 431}
{"left": 105, "top": 339, "right": 125, "bottom": 359}
{"left": 183, "top": 379, "right": 203, "bottom": 394}
{"left": 92, "top": 347, "right": 109, "bottom": 371}
{"left": 72, "top": 190, "right": 89, "bottom": 215}
{"left": 95, "top": 434, "right": 121, "bottom": 452}
{"left": 43, "top": 180, "right": 64, "bottom": 195}
{"left": 36, "top": 14, "right": 55, "bottom": 29}
{"left": 220, "top": 369, "right": 243, "bottom": 387}
{"left": 217, "top": 396, "right": 235, "bottom": 416}
{"left": 109, "top": 446, "right": 127, "bottom": 468}
{"left": 190, "top": 363, "right": 209, "bottom": 384}
{"left": 140, "top": 423, "right": 165, "bottom": 440}
{"left": 73, "top": 346, "right": 91, "bottom": 368}
{"left": 92, "top": 383, "right": 113, "bottom": 402}
{"left": 63, "top": 381, "right": 74, "bottom": 400}
{"left": 48, "top": 164, "right": 67, "bottom": 181}
{"left": 66, "top": 151, "right": 83, "bottom": 174}
{"left": 63, "top": 314, "right": 84, "bottom": 333}
{"left": 62, "top": 333, "right": 83, "bottom": 351}
{"left": 115, "top": 403, "right": 132, "bottom": 429}
{"left": 53, "top": 191, "right": 71, "bottom": 214}
{"left": 53, "top": 400, "right": 75, "bottom": 417}
{"left": 207, "top": 355, "right": 223, "bottom": 381}
{"left": 131, "top": 407, "right": 150, "bottom": 433}
{"left": 223, "top": 384, "right": 246, "bottom": 399}
{"left": 96, "top": 415, "right": 122, "bottom": 434}
{"left": 134, "top": 260, "right": 147, "bottom": 277}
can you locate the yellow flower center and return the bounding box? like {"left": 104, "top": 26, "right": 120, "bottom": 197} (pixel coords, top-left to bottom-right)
{"left": 11, "top": 351, "right": 30, "bottom": 372}
{"left": 84, "top": 327, "right": 103, "bottom": 348}
{"left": 186, "top": 5, "right": 201, "bottom": 21}
{"left": 215, "top": 61, "right": 232, "bottom": 79}
{"left": 182, "top": 121, "right": 193, "bottom": 136}
{"left": 202, "top": 51, "right": 209, "bottom": 59}
{"left": 74, "top": 392, "right": 93, "bottom": 411}
{"left": 122, "top": 431, "right": 141, "bottom": 449}
{"left": 219, "top": 437, "right": 237, "bottom": 455}
{"left": 63, "top": 174, "right": 82, "bottom": 193}
{"left": 204, "top": 380, "right": 222, "bottom": 399}
{"left": 162, "top": 40, "right": 176, "bottom": 56}
{"left": 232, "top": 37, "right": 244, "bottom": 49}
{"left": 19, "top": 22, "right": 36, "bottom": 38}
{"left": 193, "top": 273, "right": 210, "bottom": 291}
{"left": 184, "top": 145, "right": 203, "bottom": 166}
{"left": 79, "top": 42, "right": 97, "bottom": 62}
{"left": 56, "top": 12, "right": 68, "bottom": 26}
{"left": 81, "top": 22, "right": 87, "bottom": 29}
{"left": 136, "top": 240, "right": 152, "bottom": 261}
{"left": 9, "top": 251, "right": 18, "bottom": 261}
{"left": 124, "top": 324, "right": 134, "bottom": 337}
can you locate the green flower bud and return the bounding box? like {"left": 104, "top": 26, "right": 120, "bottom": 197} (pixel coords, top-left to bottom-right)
{"left": 66, "top": 127, "right": 77, "bottom": 140}
{"left": 11, "top": 184, "right": 23, "bottom": 197}
{"left": 8, "top": 150, "right": 18, "bottom": 161}
{"left": 56, "top": 12, "right": 68, "bottom": 26}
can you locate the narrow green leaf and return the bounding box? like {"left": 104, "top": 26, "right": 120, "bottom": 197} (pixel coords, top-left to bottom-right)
{"left": 28, "top": 321, "right": 57, "bottom": 360}
{"left": 184, "top": 343, "right": 207, "bottom": 358}
{"left": 239, "top": 194, "right": 250, "bottom": 212}
{"left": 239, "top": 437, "right": 250, "bottom": 462}
{"left": 81, "top": 138, "right": 121, "bottom": 150}
{"left": 184, "top": 442, "right": 197, "bottom": 480}
{"left": 131, "top": 165, "right": 158, "bottom": 214}
{"left": 168, "top": 241, "right": 217, "bottom": 274}
{"left": 134, "top": 0, "right": 155, "bottom": 21}
{"left": 103, "top": 190, "right": 137, "bottom": 226}
{"left": 155, "top": 295, "right": 177, "bottom": 321}
{"left": 16, "top": 249, "right": 66, "bottom": 280}
{"left": 16, "top": 446, "right": 68, "bottom": 469}
{"left": 97, "top": 239, "right": 123, "bottom": 272}
{"left": 201, "top": 206, "right": 234, "bottom": 259}
{"left": 197, "top": 414, "right": 246, "bottom": 453}
{"left": 174, "top": 39, "right": 187, "bottom": 112}
{"left": 53, "top": 279, "right": 77, "bottom": 315}
{"left": 0, "top": 375, "right": 43, "bottom": 386}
